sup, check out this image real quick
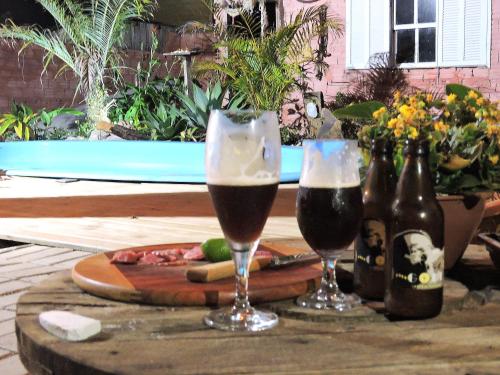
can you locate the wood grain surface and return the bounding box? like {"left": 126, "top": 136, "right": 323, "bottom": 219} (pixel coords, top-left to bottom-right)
{"left": 72, "top": 242, "right": 322, "bottom": 306}
{"left": 16, "top": 244, "right": 500, "bottom": 375}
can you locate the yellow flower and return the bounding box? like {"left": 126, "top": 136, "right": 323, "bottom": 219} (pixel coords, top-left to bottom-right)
{"left": 467, "top": 90, "right": 479, "bottom": 100}
{"left": 447, "top": 94, "right": 457, "bottom": 104}
{"left": 426, "top": 93, "right": 433, "bottom": 103}
{"left": 476, "top": 97, "right": 485, "bottom": 106}
{"left": 409, "top": 127, "right": 419, "bottom": 139}
{"left": 394, "top": 128, "right": 403, "bottom": 138}
{"left": 444, "top": 110, "right": 450, "bottom": 118}
{"left": 399, "top": 104, "right": 416, "bottom": 121}
{"left": 394, "top": 91, "right": 401, "bottom": 103}
{"left": 372, "top": 107, "right": 386, "bottom": 120}
{"left": 387, "top": 118, "right": 398, "bottom": 129}
{"left": 489, "top": 155, "right": 499, "bottom": 165}
{"left": 487, "top": 124, "right": 500, "bottom": 137}
{"left": 434, "top": 121, "right": 448, "bottom": 133}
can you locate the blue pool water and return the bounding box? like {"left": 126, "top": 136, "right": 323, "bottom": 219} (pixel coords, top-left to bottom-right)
{"left": 0, "top": 141, "right": 302, "bottom": 183}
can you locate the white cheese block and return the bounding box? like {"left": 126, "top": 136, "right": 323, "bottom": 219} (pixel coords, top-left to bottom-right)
{"left": 39, "top": 310, "right": 101, "bottom": 341}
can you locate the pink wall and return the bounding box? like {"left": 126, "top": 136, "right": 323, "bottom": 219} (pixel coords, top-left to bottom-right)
{"left": 284, "top": 0, "right": 500, "bottom": 102}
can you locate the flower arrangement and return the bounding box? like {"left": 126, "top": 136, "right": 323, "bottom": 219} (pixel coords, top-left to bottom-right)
{"left": 334, "top": 84, "right": 500, "bottom": 193}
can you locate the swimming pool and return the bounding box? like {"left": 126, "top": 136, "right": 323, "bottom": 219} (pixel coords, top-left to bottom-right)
{"left": 0, "top": 141, "right": 302, "bottom": 183}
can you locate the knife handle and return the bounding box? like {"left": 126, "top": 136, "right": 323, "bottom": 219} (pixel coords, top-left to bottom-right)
{"left": 186, "top": 257, "right": 273, "bottom": 283}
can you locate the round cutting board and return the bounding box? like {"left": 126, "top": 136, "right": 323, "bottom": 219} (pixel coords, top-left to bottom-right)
{"left": 72, "top": 242, "right": 321, "bottom": 306}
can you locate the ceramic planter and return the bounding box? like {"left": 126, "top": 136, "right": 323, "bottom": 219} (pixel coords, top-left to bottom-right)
{"left": 438, "top": 194, "right": 486, "bottom": 270}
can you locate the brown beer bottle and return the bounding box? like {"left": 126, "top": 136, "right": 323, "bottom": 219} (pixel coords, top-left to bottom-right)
{"left": 385, "top": 139, "right": 444, "bottom": 319}
{"left": 354, "top": 138, "right": 396, "bottom": 300}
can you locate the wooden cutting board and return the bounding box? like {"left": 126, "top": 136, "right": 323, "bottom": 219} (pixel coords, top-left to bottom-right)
{"left": 72, "top": 242, "right": 321, "bottom": 306}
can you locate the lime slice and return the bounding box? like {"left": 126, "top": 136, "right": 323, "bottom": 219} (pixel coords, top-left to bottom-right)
{"left": 201, "top": 238, "right": 232, "bottom": 263}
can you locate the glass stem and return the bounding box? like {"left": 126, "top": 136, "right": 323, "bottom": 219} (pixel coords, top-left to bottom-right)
{"left": 321, "top": 257, "right": 339, "bottom": 294}
{"left": 230, "top": 240, "right": 259, "bottom": 313}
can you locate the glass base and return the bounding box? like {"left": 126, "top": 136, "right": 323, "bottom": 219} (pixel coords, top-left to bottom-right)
{"left": 296, "top": 290, "right": 362, "bottom": 312}
{"left": 204, "top": 306, "right": 279, "bottom": 332}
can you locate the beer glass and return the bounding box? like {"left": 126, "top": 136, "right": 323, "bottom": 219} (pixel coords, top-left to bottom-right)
{"left": 204, "top": 110, "right": 281, "bottom": 331}
{"left": 296, "top": 139, "right": 363, "bottom": 311}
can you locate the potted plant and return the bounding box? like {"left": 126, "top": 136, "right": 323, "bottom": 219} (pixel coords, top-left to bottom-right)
{"left": 334, "top": 84, "right": 500, "bottom": 269}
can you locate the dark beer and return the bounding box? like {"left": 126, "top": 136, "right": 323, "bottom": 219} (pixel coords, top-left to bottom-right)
{"left": 296, "top": 186, "right": 363, "bottom": 258}
{"left": 385, "top": 140, "right": 444, "bottom": 319}
{"left": 354, "top": 139, "right": 397, "bottom": 300}
{"left": 208, "top": 183, "right": 278, "bottom": 243}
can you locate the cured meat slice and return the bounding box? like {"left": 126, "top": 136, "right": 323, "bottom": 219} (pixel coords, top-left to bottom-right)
{"left": 139, "top": 253, "right": 166, "bottom": 265}
{"left": 110, "top": 250, "right": 141, "bottom": 264}
{"left": 183, "top": 246, "right": 205, "bottom": 261}
{"left": 254, "top": 250, "right": 273, "bottom": 258}
{"left": 152, "top": 248, "right": 189, "bottom": 258}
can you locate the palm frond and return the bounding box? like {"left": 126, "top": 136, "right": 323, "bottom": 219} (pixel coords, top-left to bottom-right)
{"left": 0, "top": 22, "right": 78, "bottom": 75}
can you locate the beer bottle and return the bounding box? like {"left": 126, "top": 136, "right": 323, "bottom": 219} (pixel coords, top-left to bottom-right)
{"left": 354, "top": 138, "right": 396, "bottom": 300}
{"left": 385, "top": 139, "right": 444, "bottom": 319}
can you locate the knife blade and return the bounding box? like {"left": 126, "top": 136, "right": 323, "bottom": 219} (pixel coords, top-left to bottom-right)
{"left": 186, "top": 252, "right": 320, "bottom": 283}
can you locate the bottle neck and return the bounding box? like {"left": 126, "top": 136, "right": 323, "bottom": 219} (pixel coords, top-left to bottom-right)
{"left": 397, "top": 154, "right": 436, "bottom": 201}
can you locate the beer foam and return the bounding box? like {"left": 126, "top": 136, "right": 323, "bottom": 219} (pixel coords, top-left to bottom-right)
{"left": 299, "top": 140, "right": 361, "bottom": 188}
{"left": 206, "top": 111, "right": 281, "bottom": 185}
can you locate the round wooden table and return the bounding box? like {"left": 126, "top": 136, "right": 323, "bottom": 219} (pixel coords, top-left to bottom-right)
{"left": 16, "top": 246, "right": 500, "bottom": 375}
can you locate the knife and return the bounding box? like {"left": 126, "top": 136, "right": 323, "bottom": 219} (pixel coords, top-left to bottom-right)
{"left": 186, "top": 252, "right": 320, "bottom": 283}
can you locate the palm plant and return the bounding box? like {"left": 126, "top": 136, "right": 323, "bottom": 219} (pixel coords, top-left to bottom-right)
{"left": 0, "top": 0, "right": 156, "bottom": 125}
{"left": 193, "top": 5, "right": 342, "bottom": 111}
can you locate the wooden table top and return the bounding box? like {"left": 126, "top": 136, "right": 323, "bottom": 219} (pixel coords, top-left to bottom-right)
{"left": 15, "top": 243, "right": 500, "bottom": 375}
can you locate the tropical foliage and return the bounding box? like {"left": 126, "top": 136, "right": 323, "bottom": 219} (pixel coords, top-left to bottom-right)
{"left": 334, "top": 84, "right": 500, "bottom": 193}
{"left": 194, "top": 5, "right": 342, "bottom": 112}
{"left": 0, "top": 0, "right": 156, "bottom": 124}
{"left": 109, "top": 77, "right": 243, "bottom": 141}
{"left": 327, "top": 53, "right": 411, "bottom": 139}
{"left": 0, "top": 102, "right": 82, "bottom": 140}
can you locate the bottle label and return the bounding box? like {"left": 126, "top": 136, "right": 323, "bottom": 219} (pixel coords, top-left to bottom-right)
{"left": 356, "top": 218, "right": 386, "bottom": 270}
{"left": 392, "top": 230, "right": 444, "bottom": 290}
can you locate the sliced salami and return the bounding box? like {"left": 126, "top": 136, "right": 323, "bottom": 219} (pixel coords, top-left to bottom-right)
{"left": 110, "top": 250, "right": 141, "bottom": 264}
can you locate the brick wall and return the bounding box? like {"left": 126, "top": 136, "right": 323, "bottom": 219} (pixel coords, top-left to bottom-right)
{"left": 284, "top": 0, "right": 500, "bottom": 102}
{"left": 0, "top": 31, "right": 212, "bottom": 112}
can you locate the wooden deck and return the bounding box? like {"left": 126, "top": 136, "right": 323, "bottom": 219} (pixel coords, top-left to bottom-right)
{"left": 0, "top": 177, "right": 301, "bottom": 252}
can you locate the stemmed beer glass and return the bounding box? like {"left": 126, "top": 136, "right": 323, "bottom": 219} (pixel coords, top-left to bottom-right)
{"left": 296, "top": 140, "right": 363, "bottom": 311}
{"left": 204, "top": 110, "right": 281, "bottom": 331}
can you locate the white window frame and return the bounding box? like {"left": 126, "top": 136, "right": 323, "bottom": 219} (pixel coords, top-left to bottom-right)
{"left": 394, "top": 0, "right": 438, "bottom": 68}
{"left": 345, "top": 0, "right": 491, "bottom": 70}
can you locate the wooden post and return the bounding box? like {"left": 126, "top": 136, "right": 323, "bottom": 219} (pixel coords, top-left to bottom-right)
{"left": 184, "top": 55, "right": 194, "bottom": 99}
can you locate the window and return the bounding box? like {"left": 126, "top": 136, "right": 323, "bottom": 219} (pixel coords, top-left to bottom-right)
{"left": 394, "top": 0, "right": 437, "bottom": 65}
{"left": 226, "top": 1, "right": 278, "bottom": 38}
{"left": 346, "top": 0, "right": 491, "bottom": 69}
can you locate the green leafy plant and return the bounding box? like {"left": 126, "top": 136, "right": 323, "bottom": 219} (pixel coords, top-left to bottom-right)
{"left": 335, "top": 84, "right": 500, "bottom": 193}
{"left": 175, "top": 81, "right": 244, "bottom": 133}
{"left": 0, "top": 102, "right": 83, "bottom": 140}
{"left": 0, "top": 0, "right": 156, "bottom": 125}
{"left": 0, "top": 102, "right": 38, "bottom": 140}
{"left": 143, "top": 102, "right": 185, "bottom": 140}
{"left": 194, "top": 5, "right": 342, "bottom": 112}
{"left": 327, "top": 53, "right": 411, "bottom": 139}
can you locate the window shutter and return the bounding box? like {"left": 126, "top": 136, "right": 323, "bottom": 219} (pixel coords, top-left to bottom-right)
{"left": 346, "top": 0, "right": 390, "bottom": 69}
{"left": 439, "top": 0, "right": 491, "bottom": 67}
